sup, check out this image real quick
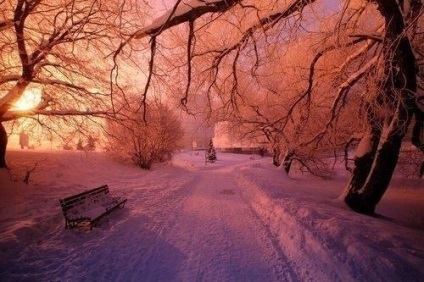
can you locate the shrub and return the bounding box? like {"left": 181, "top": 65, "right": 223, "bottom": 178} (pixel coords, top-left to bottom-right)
{"left": 106, "top": 103, "right": 184, "bottom": 169}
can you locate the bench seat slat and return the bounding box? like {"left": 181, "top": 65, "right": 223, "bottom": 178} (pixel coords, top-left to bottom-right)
{"left": 61, "top": 185, "right": 108, "bottom": 202}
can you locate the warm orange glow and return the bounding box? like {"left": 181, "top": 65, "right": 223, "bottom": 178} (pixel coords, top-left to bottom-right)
{"left": 14, "top": 89, "right": 42, "bottom": 110}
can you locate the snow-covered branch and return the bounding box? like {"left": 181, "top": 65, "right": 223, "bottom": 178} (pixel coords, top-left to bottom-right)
{"left": 264, "top": 37, "right": 370, "bottom": 134}
{"left": 301, "top": 56, "right": 379, "bottom": 147}
{"left": 133, "top": 0, "right": 241, "bottom": 39}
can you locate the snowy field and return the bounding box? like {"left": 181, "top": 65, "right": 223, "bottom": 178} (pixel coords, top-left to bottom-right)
{"left": 0, "top": 149, "right": 423, "bottom": 281}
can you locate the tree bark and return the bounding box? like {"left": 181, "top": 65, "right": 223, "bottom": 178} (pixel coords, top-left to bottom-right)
{"left": 346, "top": 105, "right": 409, "bottom": 214}
{"left": 282, "top": 150, "right": 295, "bottom": 174}
{"left": 411, "top": 112, "right": 424, "bottom": 152}
{"left": 0, "top": 122, "right": 8, "bottom": 168}
{"left": 272, "top": 146, "right": 281, "bottom": 167}
{"left": 344, "top": 0, "right": 417, "bottom": 214}
{"left": 345, "top": 135, "right": 377, "bottom": 195}
{"left": 345, "top": 107, "right": 382, "bottom": 195}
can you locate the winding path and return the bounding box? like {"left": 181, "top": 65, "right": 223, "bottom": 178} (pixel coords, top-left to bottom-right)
{"left": 138, "top": 166, "right": 297, "bottom": 281}
{"left": 1, "top": 152, "right": 298, "bottom": 281}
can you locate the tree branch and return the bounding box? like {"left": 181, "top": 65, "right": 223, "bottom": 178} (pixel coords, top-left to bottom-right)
{"left": 1, "top": 109, "right": 110, "bottom": 122}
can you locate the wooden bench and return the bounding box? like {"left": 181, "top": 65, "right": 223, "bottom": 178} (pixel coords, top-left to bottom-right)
{"left": 59, "top": 185, "right": 127, "bottom": 229}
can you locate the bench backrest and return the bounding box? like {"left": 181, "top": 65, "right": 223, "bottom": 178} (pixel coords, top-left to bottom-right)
{"left": 59, "top": 185, "right": 109, "bottom": 212}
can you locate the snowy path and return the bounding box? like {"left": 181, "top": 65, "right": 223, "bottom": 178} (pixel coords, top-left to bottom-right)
{"left": 1, "top": 151, "right": 424, "bottom": 281}
{"left": 2, "top": 152, "right": 296, "bottom": 281}
{"left": 139, "top": 168, "right": 295, "bottom": 281}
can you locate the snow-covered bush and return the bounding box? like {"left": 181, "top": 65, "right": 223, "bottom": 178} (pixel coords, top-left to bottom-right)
{"left": 106, "top": 103, "right": 184, "bottom": 169}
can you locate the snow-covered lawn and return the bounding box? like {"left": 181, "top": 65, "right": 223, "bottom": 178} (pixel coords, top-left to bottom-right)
{"left": 1, "top": 150, "right": 423, "bottom": 281}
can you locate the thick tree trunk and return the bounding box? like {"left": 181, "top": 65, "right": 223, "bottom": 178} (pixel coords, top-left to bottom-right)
{"left": 345, "top": 102, "right": 382, "bottom": 194}
{"left": 343, "top": 137, "right": 360, "bottom": 173}
{"left": 345, "top": 123, "right": 381, "bottom": 193}
{"left": 344, "top": 0, "right": 417, "bottom": 214}
{"left": 345, "top": 106, "right": 410, "bottom": 214}
{"left": 0, "top": 81, "right": 29, "bottom": 169}
{"left": 0, "top": 122, "right": 8, "bottom": 168}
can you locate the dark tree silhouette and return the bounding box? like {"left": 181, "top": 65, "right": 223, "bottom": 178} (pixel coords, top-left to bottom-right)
{"left": 207, "top": 139, "right": 217, "bottom": 162}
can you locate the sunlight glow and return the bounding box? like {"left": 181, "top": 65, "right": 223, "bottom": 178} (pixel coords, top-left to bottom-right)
{"left": 14, "top": 89, "right": 42, "bottom": 111}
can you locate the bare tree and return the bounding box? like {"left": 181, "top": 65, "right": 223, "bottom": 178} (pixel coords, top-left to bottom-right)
{"left": 106, "top": 101, "right": 184, "bottom": 170}
{"left": 112, "top": 0, "right": 423, "bottom": 214}
{"left": 342, "top": 0, "right": 423, "bottom": 214}
{"left": 0, "top": 0, "right": 146, "bottom": 167}
{"left": 2, "top": 0, "right": 421, "bottom": 215}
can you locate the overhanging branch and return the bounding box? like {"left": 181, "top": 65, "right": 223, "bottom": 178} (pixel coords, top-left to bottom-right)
{"left": 1, "top": 109, "right": 110, "bottom": 122}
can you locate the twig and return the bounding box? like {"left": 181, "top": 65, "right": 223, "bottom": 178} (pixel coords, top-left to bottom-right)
{"left": 23, "top": 161, "right": 39, "bottom": 185}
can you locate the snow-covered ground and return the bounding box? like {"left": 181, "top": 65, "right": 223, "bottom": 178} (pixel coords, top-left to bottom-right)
{"left": 0, "top": 149, "right": 423, "bottom": 281}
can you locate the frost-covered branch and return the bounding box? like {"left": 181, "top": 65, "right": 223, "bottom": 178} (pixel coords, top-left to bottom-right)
{"left": 301, "top": 56, "right": 378, "bottom": 147}
{"left": 133, "top": 0, "right": 241, "bottom": 39}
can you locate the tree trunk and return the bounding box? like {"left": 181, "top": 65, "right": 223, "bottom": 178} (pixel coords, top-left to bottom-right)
{"left": 345, "top": 123, "right": 381, "bottom": 191}
{"left": 345, "top": 101, "right": 382, "bottom": 194}
{"left": 411, "top": 112, "right": 424, "bottom": 152}
{"left": 345, "top": 105, "right": 410, "bottom": 214}
{"left": 344, "top": 0, "right": 417, "bottom": 214}
{"left": 272, "top": 146, "right": 281, "bottom": 167}
{"left": 412, "top": 115, "right": 424, "bottom": 178}
{"left": 0, "top": 122, "right": 8, "bottom": 168}
{"left": 282, "top": 150, "right": 295, "bottom": 174}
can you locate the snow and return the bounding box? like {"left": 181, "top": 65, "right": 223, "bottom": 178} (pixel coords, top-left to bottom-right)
{"left": 1, "top": 149, "right": 424, "bottom": 281}
{"left": 355, "top": 131, "right": 371, "bottom": 158}
{"left": 136, "top": 0, "right": 222, "bottom": 38}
